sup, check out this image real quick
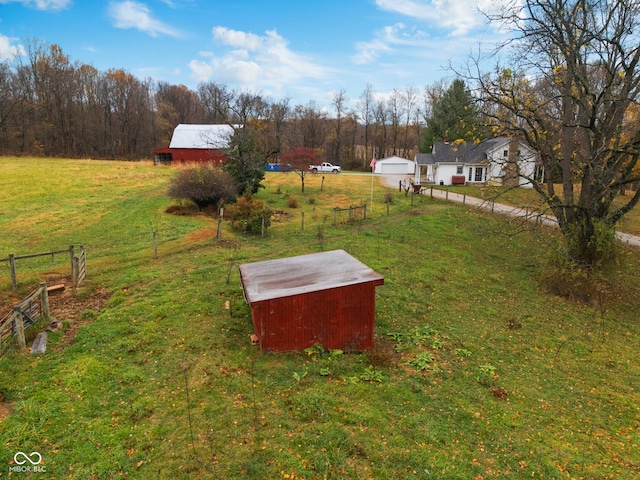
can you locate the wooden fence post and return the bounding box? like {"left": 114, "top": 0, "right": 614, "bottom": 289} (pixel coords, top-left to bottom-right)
{"left": 39, "top": 283, "right": 50, "bottom": 320}
{"left": 13, "top": 307, "right": 25, "bottom": 349}
{"left": 69, "top": 245, "right": 75, "bottom": 279}
{"left": 301, "top": 212, "right": 305, "bottom": 231}
{"left": 363, "top": 204, "right": 367, "bottom": 220}
{"left": 9, "top": 254, "right": 17, "bottom": 290}
{"left": 73, "top": 256, "right": 79, "bottom": 290}
{"left": 153, "top": 232, "right": 158, "bottom": 259}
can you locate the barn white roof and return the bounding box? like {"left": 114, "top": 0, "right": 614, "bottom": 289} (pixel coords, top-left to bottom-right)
{"left": 169, "top": 124, "right": 238, "bottom": 149}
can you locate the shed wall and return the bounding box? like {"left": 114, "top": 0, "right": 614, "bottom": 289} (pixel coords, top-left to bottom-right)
{"left": 251, "top": 282, "right": 379, "bottom": 352}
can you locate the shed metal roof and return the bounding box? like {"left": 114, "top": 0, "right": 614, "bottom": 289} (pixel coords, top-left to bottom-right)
{"left": 239, "top": 249, "right": 384, "bottom": 303}
{"left": 169, "top": 124, "right": 237, "bottom": 149}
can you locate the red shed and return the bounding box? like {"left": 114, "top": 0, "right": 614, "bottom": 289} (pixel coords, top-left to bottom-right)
{"left": 152, "top": 124, "right": 238, "bottom": 165}
{"left": 239, "top": 250, "right": 384, "bottom": 352}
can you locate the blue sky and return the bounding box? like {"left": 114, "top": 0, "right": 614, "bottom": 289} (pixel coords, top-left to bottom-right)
{"left": 0, "top": 0, "right": 512, "bottom": 108}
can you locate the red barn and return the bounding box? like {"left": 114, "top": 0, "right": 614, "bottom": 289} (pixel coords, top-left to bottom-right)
{"left": 152, "top": 124, "right": 237, "bottom": 165}
{"left": 239, "top": 250, "right": 384, "bottom": 352}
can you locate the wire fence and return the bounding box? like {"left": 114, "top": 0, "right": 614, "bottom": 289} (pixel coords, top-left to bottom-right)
{"left": 0, "top": 245, "right": 86, "bottom": 291}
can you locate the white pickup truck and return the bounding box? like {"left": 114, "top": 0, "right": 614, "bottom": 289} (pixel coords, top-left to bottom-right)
{"left": 309, "top": 162, "right": 341, "bottom": 174}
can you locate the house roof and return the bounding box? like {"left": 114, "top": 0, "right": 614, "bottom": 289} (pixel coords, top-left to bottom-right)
{"left": 169, "top": 124, "right": 237, "bottom": 149}
{"left": 416, "top": 137, "right": 511, "bottom": 165}
{"left": 415, "top": 153, "right": 434, "bottom": 165}
{"left": 239, "top": 249, "right": 384, "bottom": 303}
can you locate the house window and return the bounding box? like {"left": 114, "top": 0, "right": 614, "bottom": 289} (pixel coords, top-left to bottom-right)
{"left": 503, "top": 149, "right": 509, "bottom": 157}
{"left": 456, "top": 166, "right": 463, "bottom": 175}
{"left": 467, "top": 167, "right": 485, "bottom": 182}
{"left": 535, "top": 165, "right": 545, "bottom": 182}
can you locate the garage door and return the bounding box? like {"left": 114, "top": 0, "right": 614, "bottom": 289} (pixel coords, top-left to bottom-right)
{"left": 380, "top": 163, "right": 410, "bottom": 174}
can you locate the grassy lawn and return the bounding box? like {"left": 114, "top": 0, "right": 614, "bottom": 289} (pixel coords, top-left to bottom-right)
{"left": 0, "top": 158, "right": 639, "bottom": 479}
{"left": 443, "top": 184, "right": 640, "bottom": 235}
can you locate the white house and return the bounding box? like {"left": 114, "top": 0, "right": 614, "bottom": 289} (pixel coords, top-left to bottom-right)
{"left": 414, "top": 137, "right": 543, "bottom": 188}
{"left": 373, "top": 155, "right": 415, "bottom": 174}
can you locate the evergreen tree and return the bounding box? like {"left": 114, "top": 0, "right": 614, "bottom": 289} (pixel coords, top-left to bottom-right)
{"left": 420, "top": 79, "right": 482, "bottom": 152}
{"left": 223, "top": 125, "right": 267, "bottom": 195}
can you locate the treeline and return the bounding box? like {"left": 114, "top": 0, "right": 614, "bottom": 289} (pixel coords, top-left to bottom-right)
{"left": 0, "top": 39, "right": 434, "bottom": 169}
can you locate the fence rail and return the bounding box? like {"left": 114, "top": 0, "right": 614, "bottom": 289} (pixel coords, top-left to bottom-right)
{"left": 333, "top": 204, "right": 367, "bottom": 225}
{"left": 0, "top": 283, "right": 50, "bottom": 350}
{"left": 1, "top": 245, "right": 86, "bottom": 290}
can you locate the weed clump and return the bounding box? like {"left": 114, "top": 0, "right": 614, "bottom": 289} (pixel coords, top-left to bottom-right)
{"left": 366, "top": 337, "right": 399, "bottom": 368}
{"left": 286, "top": 195, "right": 298, "bottom": 208}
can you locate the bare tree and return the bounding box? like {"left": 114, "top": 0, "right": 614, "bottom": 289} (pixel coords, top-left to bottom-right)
{"left": 356, "top": 83, "right": 375, "bottom": 168}
{"left": 155, "top": 82, "right": 204, "bottom": 140}
{"left": 476, "top": 0, "right": 640, "bottom": 268}
{"left": 292, "top": 101, "right": 328, "bottom": 150}
{"left": 281, "top": 146, "right": 320, "bottom": 193}
{"left": 373, "top": 98, "right": 388, "bottom": 158}
{"left": 329, "top": 89, "right": 348, "bottom": 164}
{"left": 197, "top": 81, "right": 233, "bottom": 123}
{"left": 401, "top": 85, "right": 419, "bottom": 158}
{"left": 266, "top": 97, "right": 291, "bottom": 161}
{"left": 386, "top": 89, "right": 404, "bottom": 156}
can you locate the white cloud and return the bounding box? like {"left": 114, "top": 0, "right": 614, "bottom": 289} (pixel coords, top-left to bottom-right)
{"left": 375, "top": 0, "right": 513, "bottom": 36}
{"left": 189, "top": 27, "right": 331, "bottom": 95}
{"left": 352, "top": 23, "right": 432, "bottom": 65}
{"left": 108, "top": 1, "right": 182, "bottom": 38}
{"left": 0, "top": 34, "right": 25, "bottom": 61}
{"left": 0, "top": 0, "right": 71, "bottom": 10}
{"left": 188, "top": 58, "right": 214, "bottom": 80}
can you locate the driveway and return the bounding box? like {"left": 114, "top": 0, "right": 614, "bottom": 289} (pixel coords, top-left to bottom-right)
{"left": 378, "top": 174, "right": 640, "bottom": 249}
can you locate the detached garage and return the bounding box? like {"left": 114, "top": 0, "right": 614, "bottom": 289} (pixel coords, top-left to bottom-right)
{"left": 373, "top": 155, "right": 415, "bottom": 174}
{"left": 239, "top": 250, "right": 384, "bottom": 352}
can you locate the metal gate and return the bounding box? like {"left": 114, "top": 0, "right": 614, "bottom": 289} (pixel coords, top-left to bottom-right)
{"left": 72, "top": 245, "right": 87, "bottom": 286}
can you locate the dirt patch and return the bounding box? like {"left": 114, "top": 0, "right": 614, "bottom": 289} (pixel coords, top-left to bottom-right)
{"left": 185, "top": 228, "right": 218, "bottom": 243}
{"left": 45, "top": 279, "right": 111, "bottom": 349}
{"left": 0, "top": 397, "right": 9, "bottom": 422}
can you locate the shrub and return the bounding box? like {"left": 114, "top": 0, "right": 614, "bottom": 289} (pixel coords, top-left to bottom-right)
{"left": 167, "top": 163, "right": 238, "bottom": 212}
{"left": 226, "top": 194, "right": 272, "bottom": 234}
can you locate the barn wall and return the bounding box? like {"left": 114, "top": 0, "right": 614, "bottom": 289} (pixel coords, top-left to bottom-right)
{"left": 152, "top": 148, "right": 228, "bottom": 165}
{"left": 250, "top": 282, "right": 381, "bottom": 352}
